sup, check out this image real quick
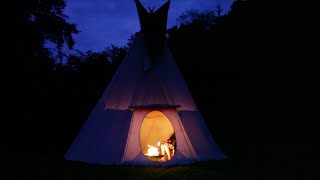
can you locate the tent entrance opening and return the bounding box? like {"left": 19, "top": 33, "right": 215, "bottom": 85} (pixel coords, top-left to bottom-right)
{"left": 140, "top": 110, "right": 176, "bottom": 162}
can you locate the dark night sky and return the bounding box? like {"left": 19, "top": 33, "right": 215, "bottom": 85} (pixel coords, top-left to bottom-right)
{"left": 64, "top": 0, "right": 234, "bottom": 52}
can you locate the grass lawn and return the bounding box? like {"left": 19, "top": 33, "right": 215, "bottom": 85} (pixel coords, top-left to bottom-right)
{"left": 5, "top": 142, "right": 314, "bottom": 180}
{"left": 27, "top": 159, "right": 250, "bottom": 180}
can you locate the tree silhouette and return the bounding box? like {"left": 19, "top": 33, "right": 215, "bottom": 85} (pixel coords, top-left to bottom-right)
{"left": 215, "top": 5, "right": 223, "bottom": 17}
{"left": 168, "top": 1, "right": 317, "bottom": 178}
{"left": 9, "top": 0, "right": 78, "bottom": 65}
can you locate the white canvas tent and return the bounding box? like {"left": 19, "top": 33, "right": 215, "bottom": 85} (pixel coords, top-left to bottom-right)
{"left": 65, "top": 0, "right": 226, "bottom": 166}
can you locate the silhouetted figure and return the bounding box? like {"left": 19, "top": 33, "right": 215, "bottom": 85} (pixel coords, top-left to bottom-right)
{"left": 160, "top": 133, "right": 176, "bottom": 160}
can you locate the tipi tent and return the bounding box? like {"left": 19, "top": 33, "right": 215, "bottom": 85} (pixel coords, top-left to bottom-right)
{"left": 65, "top": 0, "right": 226, "bottom": 166}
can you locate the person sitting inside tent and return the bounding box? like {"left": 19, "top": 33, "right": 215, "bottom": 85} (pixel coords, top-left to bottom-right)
{"left": 160, "top": 134, "right": 176, "bottom": 160}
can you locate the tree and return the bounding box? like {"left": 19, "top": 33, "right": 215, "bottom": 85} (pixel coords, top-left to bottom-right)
{"left": 4, "top": 0, "right": 79, "bottom": 168}
{"left": 9, "top": 0, "right": 78, "bottom": 62}
{"left": 215, "top": 5, "right": 223, "bottom": 17}
{"left": 177, "top": 9, "right": 216, "bottom": 26}
{"left": 168, "top": 1, "right": 318, "bottom": 178}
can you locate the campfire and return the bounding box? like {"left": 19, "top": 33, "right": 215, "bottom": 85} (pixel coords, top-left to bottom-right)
{"left": 145, "top": 145, "right": 159, "bottom": 156}
{"left": 144, "top": 140, "right": 175, "bottom": 162}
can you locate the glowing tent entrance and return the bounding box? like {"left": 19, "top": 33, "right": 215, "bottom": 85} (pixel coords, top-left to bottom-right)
{"left": 64, "top": 0, "right": 226, "bottom": 166}
{"left": 140, "top": 110, "right": 176, "bottom": 162}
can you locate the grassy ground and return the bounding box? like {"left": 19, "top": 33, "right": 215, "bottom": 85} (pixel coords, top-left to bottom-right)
{"left": 5, "top": 142, "right": 314, "bottom": 180}
{"left": 26, "top": 159, "right": 249, "bottom": 180}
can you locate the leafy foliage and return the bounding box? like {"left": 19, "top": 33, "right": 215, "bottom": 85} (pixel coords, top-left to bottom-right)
{"left": 177, "top": 9, "right": 216, "bottom": 26}
{"left": 10, "top": 0, "right": 78, "bottom": 61}
{"left": 167, "top": 1, "right": 317, "bottom": 177}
